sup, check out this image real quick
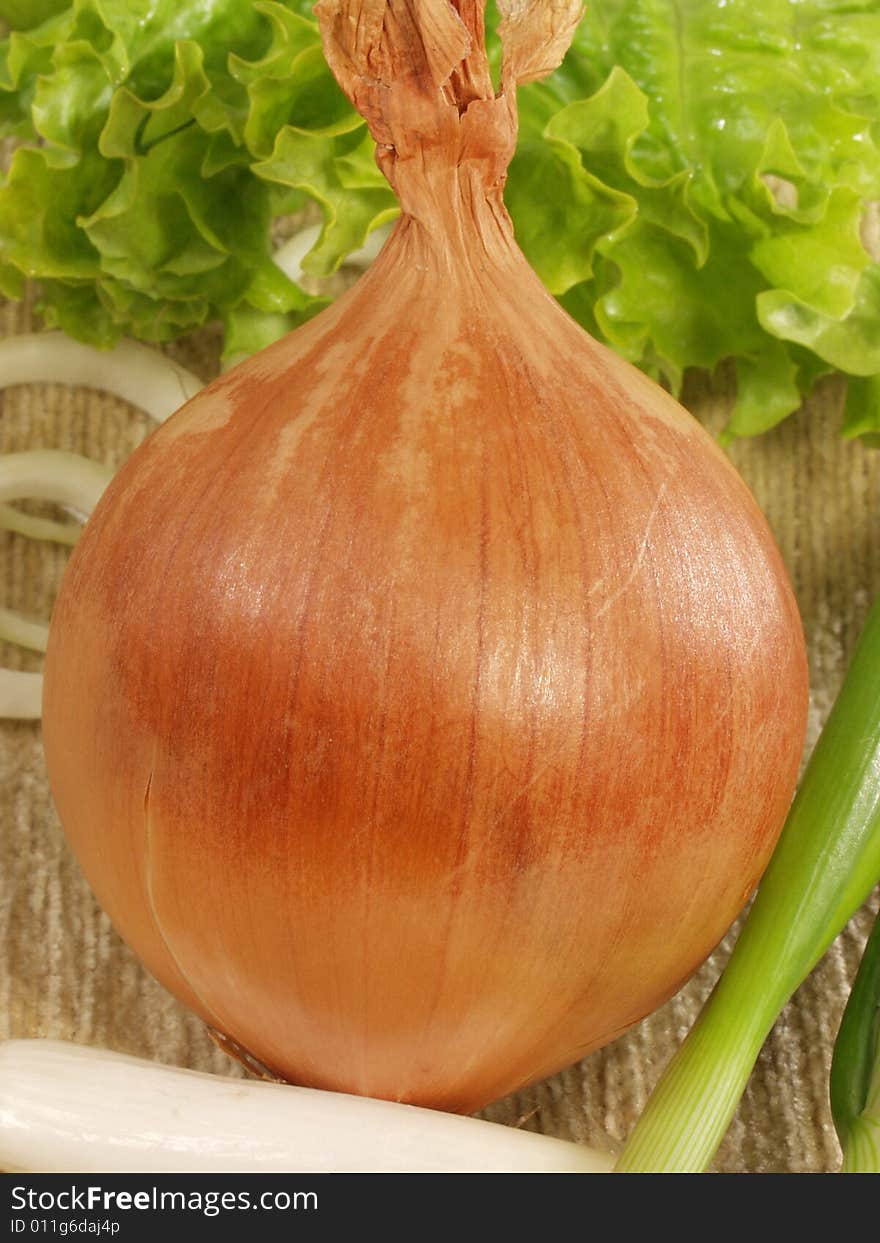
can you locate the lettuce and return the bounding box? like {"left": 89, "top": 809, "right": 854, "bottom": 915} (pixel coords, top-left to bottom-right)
{"left": 0, "top": 0, "right": 395, "bottom": 354}
{"left": 1, "top": 0, "right": 879, "bottom": 438}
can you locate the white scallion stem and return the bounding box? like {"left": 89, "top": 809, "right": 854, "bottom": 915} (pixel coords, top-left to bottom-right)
{"left": 0, "top": 333, "right": 203, "bottom": 422}
{"left": 0, "top": 1041, "right": 615, "bottom": 1174}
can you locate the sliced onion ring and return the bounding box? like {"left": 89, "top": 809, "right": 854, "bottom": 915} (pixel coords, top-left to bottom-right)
{"left": 0, "top": 670, "right": 43, "bottom": 722}
{"left": 0, "top": 333, "right": 203, "bottom": 423}
{"left": 0, "top": 451, "right": 114, "bottom": 720}
{"left": 0, "top": 608, "right": 49, "bottom": 654}
{"left": 272, "top": 221, "right": 392, "bottom": 284}
{"left": 1, "top": 334, "right": 207, "bottom": 720}
{"left": 0, "top": 505, "right": 80, "bottom": 546}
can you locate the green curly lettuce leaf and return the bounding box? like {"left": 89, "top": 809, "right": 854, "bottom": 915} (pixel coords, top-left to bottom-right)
{"left": 506, "top": 0, "right": 880, "bottom": 439}
{"left": 0, "top": 0, "right": 394, "bottom": 356}
{"left": 1, "top": 0, "right": 879, "bottom": 437}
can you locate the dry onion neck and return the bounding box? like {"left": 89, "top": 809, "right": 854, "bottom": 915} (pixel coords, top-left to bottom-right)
{"left": 316, "top": 1, "right": 523, "bottom": 261}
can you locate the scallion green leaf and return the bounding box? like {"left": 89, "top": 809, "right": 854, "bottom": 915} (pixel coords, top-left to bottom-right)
{"left": 831, "top": 910, "right": 880, "bottom": 1173}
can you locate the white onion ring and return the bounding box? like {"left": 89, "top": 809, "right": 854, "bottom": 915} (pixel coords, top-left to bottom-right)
{"left": 0, "top": 335, "right": 206, "bottom": 720}
{"left": 272, "top": 222, "right": 392, "bottom": 284}
{"left": 0, "top": 333, "right": 203, "bottom": 422}
{"left": 0, "top": 608, "right": 49, "bottom": 654}
{"left": 0, "top": 670, "right": 43, "bottom": 722}
{"left": 0, "top": 505, "right": 80, "bottom": 545}
{"left": 0, "top": 451, "right": 114, "bottom": 720}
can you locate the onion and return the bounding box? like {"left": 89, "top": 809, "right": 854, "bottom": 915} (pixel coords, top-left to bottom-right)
{"left": 41, "top": 1, "right": 809, "bottom": 1116}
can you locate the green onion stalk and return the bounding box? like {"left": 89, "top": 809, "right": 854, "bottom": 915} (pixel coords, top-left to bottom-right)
{"left": 831, "top": 909, "right": 880, "bottom": 1173}
{"left": 616, "top": 597, "right": 880, "bottom": 1173}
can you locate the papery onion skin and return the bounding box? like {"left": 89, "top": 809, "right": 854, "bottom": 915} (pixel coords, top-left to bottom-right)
{"left": 42, "top": 0, "right": 808, "bottom": 1114}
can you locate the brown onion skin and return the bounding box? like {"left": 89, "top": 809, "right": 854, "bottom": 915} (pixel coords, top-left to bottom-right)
{"left": 42, "top": 3, "right": 809, "bottom": 1114}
